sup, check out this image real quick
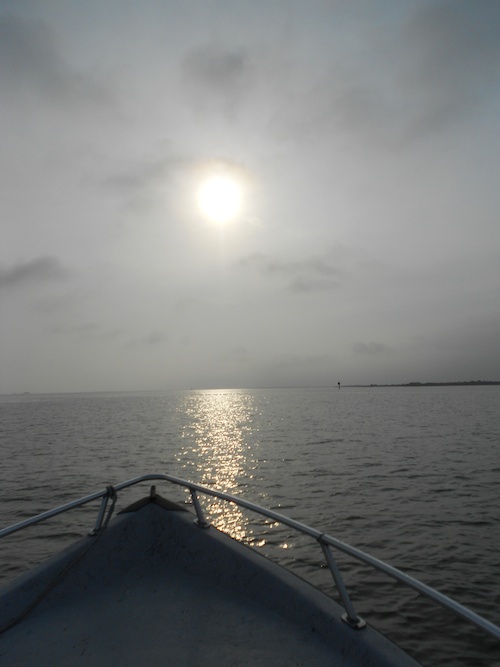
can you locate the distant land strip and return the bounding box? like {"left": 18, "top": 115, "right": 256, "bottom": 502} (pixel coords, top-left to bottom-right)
{"left": 348, "top": 381, "right": 500, "bottom": 387}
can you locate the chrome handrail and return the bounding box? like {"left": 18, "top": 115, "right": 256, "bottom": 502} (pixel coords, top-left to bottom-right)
{"left": 1, "top": 472, "right": 499, "bottom": 641}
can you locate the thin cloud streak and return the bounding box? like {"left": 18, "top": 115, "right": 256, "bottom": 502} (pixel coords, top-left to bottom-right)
{"left": 238, "top": 253, "right": 343, "bottom": 292}
{"left": 0, "top": 257, "right": 69, "bottom": 290}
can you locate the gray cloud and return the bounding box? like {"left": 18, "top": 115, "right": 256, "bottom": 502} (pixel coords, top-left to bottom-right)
{"left": 105, "top": 156, "right": 191, "bottom": 192}
{"left": 353, "top": 341, "right": 392, "bottom": 355}
{"left": 181, "top": 44, "right": 253, "bottom": 117}
{"left": 220, "top": 346, "right": 251, "bottom": 365}
{"left": 398, "top": 1, "right": 500, "bottom": 134}
{"left": 50, "top": 323, "right": 124, "bottom": 341}
{"left": 128, "top": 331, "right": 170, "bottom": 347}
{"left": 268, "top": 1, "right": 500, "bottom": 149}
{"left": 103, "top": 154, "right": 254, "bottom": 229}
{"left": 238, "top": 253, "right": 342, "bottom": 293}
{"left": 0, "top": 15, "right": 63, "bottom": 90}
{"left": 106, "top": 154, "right": 249, "bottom": 198}
{"left": 0, "top": 14, "right": 111, "bottom": 107}
{"left": 0, "top": 257, "right": 69, "bottom": 290}
{"left": 183, "top": 45, "right": 249, "bottom": 90}
{"left": 406, "top": 2, "right": 500, "bottom": 95}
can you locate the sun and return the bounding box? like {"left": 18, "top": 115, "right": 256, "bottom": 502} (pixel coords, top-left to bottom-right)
{"left": 197, "top": 174, "right": 242, "bottom": 224}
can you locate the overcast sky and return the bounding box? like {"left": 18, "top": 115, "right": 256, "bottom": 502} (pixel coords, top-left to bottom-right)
{"left": 1, "top": 0, "right": 499, "bottom": 393}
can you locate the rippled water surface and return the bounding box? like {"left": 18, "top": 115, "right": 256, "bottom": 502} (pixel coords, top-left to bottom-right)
{"left": 1, "top": 386, "right": 499, "bottom": 666}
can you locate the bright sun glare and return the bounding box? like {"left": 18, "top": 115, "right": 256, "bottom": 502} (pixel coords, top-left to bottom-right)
{"left": 197, "top": 175, "right": 242, "bottom": 224}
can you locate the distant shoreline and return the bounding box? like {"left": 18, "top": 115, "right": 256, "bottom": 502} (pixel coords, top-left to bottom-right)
{"left": 347, "top": 381, "right": 500, "bottom": 387}
{"left": 3, "top": 381, "right": 500, "bottom": 396}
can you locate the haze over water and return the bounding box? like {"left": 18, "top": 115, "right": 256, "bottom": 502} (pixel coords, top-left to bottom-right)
{"left": 1, "top": 386, "right": 499, "bottom": 666}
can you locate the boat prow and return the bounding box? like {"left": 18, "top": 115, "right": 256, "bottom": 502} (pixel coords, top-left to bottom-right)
{"left": 1, "top": 473, "right": 498, "bottom": 666}
{"left": 0, "top": 492, "right": 420, "bottom": 666}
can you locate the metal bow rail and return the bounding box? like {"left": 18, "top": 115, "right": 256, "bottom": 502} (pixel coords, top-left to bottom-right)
{"left": 1, "top": 472, "right": 499, "bottom": 641}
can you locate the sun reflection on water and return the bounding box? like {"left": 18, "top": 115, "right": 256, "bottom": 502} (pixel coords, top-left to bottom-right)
{"left": 175, "top": 390, "right": 259, "bottom": 541}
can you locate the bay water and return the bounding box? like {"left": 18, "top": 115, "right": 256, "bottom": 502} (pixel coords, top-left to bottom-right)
{"left": 0, "top": 386, "right": 499, "bottom": 666}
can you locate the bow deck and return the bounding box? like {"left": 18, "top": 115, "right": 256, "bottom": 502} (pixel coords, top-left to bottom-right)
{"left": 0, "top": 495, "right": 420, "bottom": 666}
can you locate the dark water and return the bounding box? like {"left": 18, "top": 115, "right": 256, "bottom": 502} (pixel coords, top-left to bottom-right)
{"left": 0, "top": 386, "right": 499, "bottom": 666}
